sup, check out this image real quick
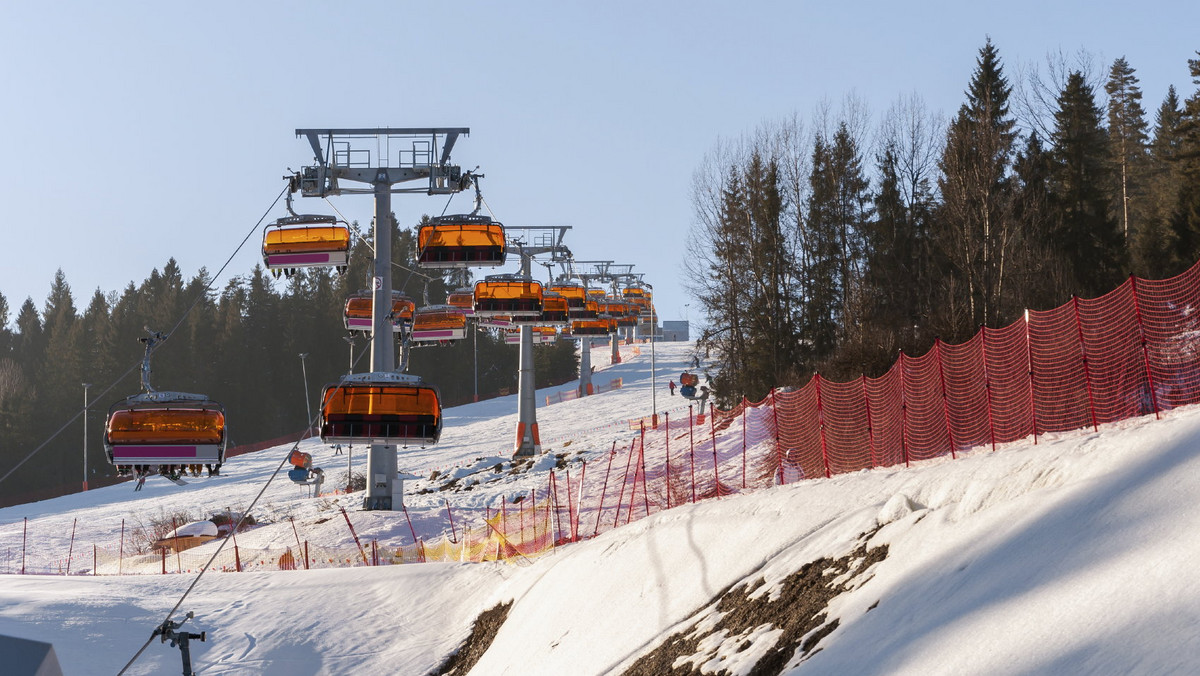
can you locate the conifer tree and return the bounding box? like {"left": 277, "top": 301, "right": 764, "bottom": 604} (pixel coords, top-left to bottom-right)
{"left": 1105, "top": 57, "right": 1152, "bottom": 247}
{"left": 1049, "top": 71, "right": 1126, "bottom": 295}
{"left": 936, "top": 38, "right": 1019, "bottom": 335}
{"left": 1170, "top": 53, "right": 1200, "bottom": 269}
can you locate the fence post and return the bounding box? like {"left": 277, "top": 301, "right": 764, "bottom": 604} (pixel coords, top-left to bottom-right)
{"left": 400, "top": 503, "right": 422, "bottom": 562}
{"left": 161, "top": 547, "right": 167, "bottom": 575}
{"left": 339, "top": 506, "right": 368, "bottom": 566}
{"left": 172, "top": 517, "right": 181, "bottom": 574}
{"left": 770, "top": 389, "right": 784, "bottom": 485}
{"left": 741, "top": 397, "right": 748, "bottom": 489}
{"left": 613, "top": 439, "right": 636, "bottom": 530}
{"left": 1025, "top": 310, "right": 1039, "bottom": 444}
{"left": 93, "top": 544, "right": 97, "bottom": 576}
{"left": 119, "top": 518, "right": 124, "bottom": 575}
{"left": 1072, "top": 296, "right": 1100, "bottom": 432}
{"left": 639, "top": 429, "right": 651, "bottom": 520}
{"left": 304, "top": 541, "right": 310, "bottom": 570}
{"left": 66, "top": 517, "right": 77, "bottom": 576}
{"left": 689, "top": 405, "right": 697, "bottom": 503}
{"left": 445, "top": 500, "right": 459, "bottom": 544}
{"left": 980, "top": 328, "right": 998, "bottom": 452}
{"left": 1129, "top": 276, "right": 1162, "bottom": 419}
{"left": 664, "top": 412, "right": 671, "bottom": 509}
{"left": 21, "top": 517, "right": 26, "bottom": 575}
{"left": 564, "top": 468, "right": 575, "bottom": 542}
{"left": 574, "top": 461, "right": 586, "bottom": 541}
{"left": 862, "top": 376, "right": 876, "bottom": 468}
{"left": 815, "top": 375, "right": 832, "bottom": 478}
{"left": 710, "top": 407, "right": 722, "bottom": 493}
{"left": 935, "top": 340, "right": 957, "bottom": 460}
{"left": 289, "top": 516, "right": 304, "bottom": 556}
{"left": 593, "top": 441, "right": 617, "bottom": 537}
{"left": 899, "top": 352, "right": 910, "bottom": 468}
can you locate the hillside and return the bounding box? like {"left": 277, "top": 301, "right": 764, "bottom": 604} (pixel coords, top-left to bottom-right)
{"left": 2, "top": 341, "right": 1199, "bottom": 675}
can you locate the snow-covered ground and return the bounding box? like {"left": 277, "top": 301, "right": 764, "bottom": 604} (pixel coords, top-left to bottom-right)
{"left": 2, "top": 340, "right": 1200, "bottom": 675}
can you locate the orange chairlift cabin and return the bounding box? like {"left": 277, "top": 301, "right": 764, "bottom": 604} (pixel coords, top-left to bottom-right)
{"left": 417, "top": 213, "right": 507, "bottom": 268}
{"left": 343, "top": 290, "right": 416, "bottom": 333}
{"left": 537, "top": 292, "right": 570, "bottom": 326}
{"left": 262, "top": 194, "right": 351, "bottom": 278}
{"left": 320, "top": 372, "right": 442, "bottom": 446}
{"left": 473, "top": 274, "right": 544, "bottom": 318}
{"left": 505, "top": 326, "right": 558, "bottom": 344}
{"left": 411, "top": 305, "right": 469, "bottom": 343}
{"left": 104, "top": 331, "right": 227, "bottom": 484}
{"left": 446, "top": 287, "right": 477, "bottom": 317}
{"left": 570, "top": 317, "right": 617, "bottom": 336}
{"left": 622, "top": 284, "right": 653, "bottom": 315}
{"left": 550, "top": 282, "right": 588, "bottom": 313}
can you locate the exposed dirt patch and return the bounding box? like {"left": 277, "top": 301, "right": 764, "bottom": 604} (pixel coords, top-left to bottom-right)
{"left": 620, "top": 531, "right": 888, "bottom": 675}
{"left": 426, "top": 600, "right": 514, "bottom": 676}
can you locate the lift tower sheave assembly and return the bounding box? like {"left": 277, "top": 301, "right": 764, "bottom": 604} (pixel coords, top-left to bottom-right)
{"left": 295, "top": 128, "right": 470, "bottom": 511}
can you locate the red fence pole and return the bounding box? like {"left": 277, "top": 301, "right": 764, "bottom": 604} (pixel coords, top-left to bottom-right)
{"left": 639, "top": 429, "right": 650, "bottom": 519}
{"left": 862, "top": 376, "right": 877, "bottom": 468}
{"left": 980, "top": 329, "right": 998, "bottom": 452}
{"left": 339, "top": 506, "right": 369, "bottom": 566}
{"left": 689, "top": 405, "right": 697, "bottom": 503}
{"left": 445, "top": 500, "right": 459, "bottom": 543}
{"left": 613, "top": 439, "right": 636, "bottom": 529}
{"left": 664, "top": 412, "right": 671, "bottom": 509}
{"left": 899, "top": 352, "right": 910, "bottom": 468}
{"left": 66, "top": 517, "right": 77, "bottom": 576}
{"left": 21, "top": 517, "right": 26, "bottom": 575}
{"left": 935, "top": 340, "right": 957, "bottom": 460}
{"left": 564, "top": 468, "right": 575, "bottom": 542}
{"left": 815, "top": 375, "right": 832, "bottom": 478}
{"left": 401, "top": 503, "right": 422, "bottom": 562}
{"left": 574, "top": 461, "right": 586, "bottom": 541}
{"left": 1129, "top": 276, "right": 1162, "bottom": 419}
{"left": 172, "top": 517, "right": 181, "bottom": 574}
{"left": 593, "top": 441, "right": 617, "bottom": 537}
{"left": 161, "top": 547, "right": 166, "bottom": 575}
{"left": 1025, "top": 310, "right": 1040, "bottom": 444}
{"left": 741, "top": 397, "right": 748, "bottom": 489}
{"left": 710, "top": 407, "right": 722, "bottom": 492}
{"left": 771, "top": 389, "right": 784, "bottom": 485}
{"left": 1072, "top": 296, "right": 1100, "bottom": 432}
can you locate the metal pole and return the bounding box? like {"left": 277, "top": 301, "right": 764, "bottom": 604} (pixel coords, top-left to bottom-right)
{"left": 343, "top": 336, "right": 355, "bottom": 375}
{"left": 298, "top": 354, "right": 312, "bottom": 432}
{"left": 82, "top": 383, "right": 91, "bottom": 491}
{"left": 366, "top": 180, "right": 397, "bottom": 509}
{"left": 474, "top": 323, "right": 479, "bottom": 402}
{"left": 515, "top": 252, "right": 540, "bottom": 457}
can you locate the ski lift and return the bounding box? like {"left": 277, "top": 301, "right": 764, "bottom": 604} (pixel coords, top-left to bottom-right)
{"left": 504, "top": 327, "right": 558, "bottom": 344}
{"left": 537, "top": 292, "right": 570, "bottom": 326}
{"left": 587, "top": 288, "right": 607, "bottom": 301}
{"left": 446, "top": 287, "right": 476, "bottom": 317}
{"left": 477, "top": 314, "right": 513, "bottom": 329}
{"left": 262, "top": 194, "right": 350, "bottom": 277}
{"left": 343, "top": 291, "right": 415, "bottom": 333}
{"left": 570, "top": 318, "right": 616, "bottom": 336}
{"left": 319, "top": 372, "right": 442, "bottom": 446}
{"left": 549, "top": 282, "right": 588, "bottom": 311}
{"left": 417, "top": 214, "right": 507, "bottom": 268}
{"left": 104, "top": 331, "right": 227, "bottom": 484}
{"left": 411, "top": 306, "right": 468, "bottom": 343}
{"left": 473, "top": 274, "right": 543, "bottom": 318}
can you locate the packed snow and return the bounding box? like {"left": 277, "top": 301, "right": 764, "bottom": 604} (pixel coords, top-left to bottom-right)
{"left": 2, "top": 340, "right": 1199, "bottom": 675}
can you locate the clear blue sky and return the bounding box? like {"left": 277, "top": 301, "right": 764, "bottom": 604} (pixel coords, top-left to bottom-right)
{"left": 1, "top": 1, "right": 1197, "bottom": 332}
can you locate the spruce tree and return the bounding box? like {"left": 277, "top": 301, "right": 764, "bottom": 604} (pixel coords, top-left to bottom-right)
{"left": 1170, "top": 53, "right": 1200, "bottom": 270}
{"left": 1104, "top": 57, "right": 1151, "bottom": 246}
{"left": 1049, "top": 70, "right": 1126, "bottom": 295}
{"left": 935, "top": 38, "right": 1018, "bottom": 335}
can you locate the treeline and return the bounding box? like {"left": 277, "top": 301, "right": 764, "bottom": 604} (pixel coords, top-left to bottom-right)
{"left": 0, "top": 216, "right": 578, "bottom": 502}
{"left": 688, "top": 40, "right": 1200, "bottom": 405}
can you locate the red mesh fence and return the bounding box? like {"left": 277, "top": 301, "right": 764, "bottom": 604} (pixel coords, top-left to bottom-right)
{"left": 15, "top": 266, "right": 1200, "bottom": 572}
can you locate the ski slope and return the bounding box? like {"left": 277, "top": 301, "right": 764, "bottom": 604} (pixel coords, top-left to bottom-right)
{"left": 2, "top": 340, "right": 1200, "bottom": 675}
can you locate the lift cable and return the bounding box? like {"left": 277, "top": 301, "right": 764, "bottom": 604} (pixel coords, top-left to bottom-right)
{"left": 0, "top": 184, "right": 290, "bottom": 489}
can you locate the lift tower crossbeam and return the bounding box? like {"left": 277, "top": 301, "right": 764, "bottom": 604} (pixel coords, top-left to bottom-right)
{"left": 294, "top": 128, "right": 470, "bottom": 510}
